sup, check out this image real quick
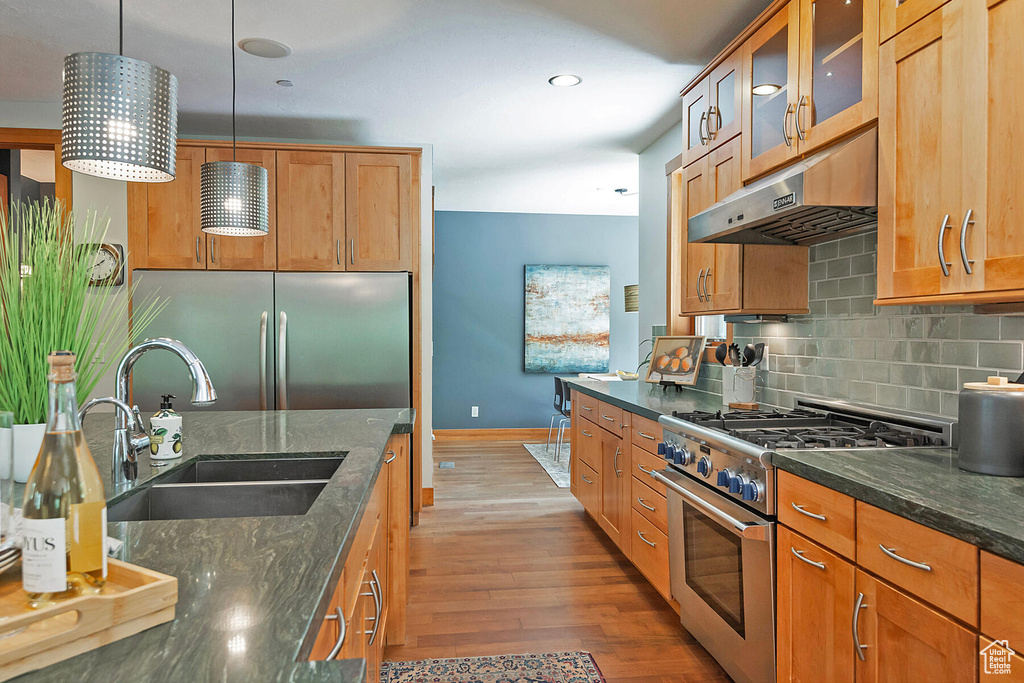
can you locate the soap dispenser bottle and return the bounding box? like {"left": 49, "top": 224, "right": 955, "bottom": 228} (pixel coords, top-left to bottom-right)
{"left": 150, "top": 394, "right": 183, "bottom": 460}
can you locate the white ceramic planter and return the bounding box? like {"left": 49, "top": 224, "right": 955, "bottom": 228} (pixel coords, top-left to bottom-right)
{"left": 12, "top": 423, "right": 45, "bottom": 483}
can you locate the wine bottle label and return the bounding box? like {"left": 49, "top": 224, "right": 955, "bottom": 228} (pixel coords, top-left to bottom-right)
{"left": 22, "top": 517, "right": 67, "bottom": 593}
{"left": 70, "top": 502, "right": 107, "bottom": 576}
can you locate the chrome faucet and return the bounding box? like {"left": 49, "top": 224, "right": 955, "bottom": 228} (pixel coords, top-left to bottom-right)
{"left": 79, "top": 397, "right": 149, "bottom": 482}
{"left": 112, "top": 338, "right": 217, "bottom": 484}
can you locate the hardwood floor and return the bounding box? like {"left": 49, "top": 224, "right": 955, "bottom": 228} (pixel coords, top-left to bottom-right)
{"left": 383, "top": 440, "right": 730, "bottom": 683}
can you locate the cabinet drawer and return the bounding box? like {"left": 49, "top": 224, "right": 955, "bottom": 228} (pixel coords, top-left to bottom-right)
{"left": 982, "top": 551, "right": 1024, "bottom": 652}
{"left": 857, "top": 501, "right": 979, "bottom": 625}
{"left": 574, "top": 393, "right": 600, "bottom": 421}
{"left": 596, "top": 400, "right": 624, "bottom": 436}
{"left": 579, "top": 460, "right": 601, "bottom": 515}
{"left": 630, "top": 413, "right": 662, "bottom": 453}
{"left": 879, "top": 0, "right": 949, "bottom": 43}
{"left": 631, "top": 508, "right": 671, "bottom": 602}
{"left": 576, "top": 422, "right": 601, "bottom": 474}
{"left": 631, "top": 445, "right": 667, "bottom": 496}
{"left": 632, "top": 475, "right": 668, "bottom": 534}
{"left": 778, "top": 470, "right": 856, "bottom": 559}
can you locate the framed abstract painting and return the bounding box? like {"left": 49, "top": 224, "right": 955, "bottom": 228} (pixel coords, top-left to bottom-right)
{"left": 524, "top": 265, "right": 610, "bottom": 373}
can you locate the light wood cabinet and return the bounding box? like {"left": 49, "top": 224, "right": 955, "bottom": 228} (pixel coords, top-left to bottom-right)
{"left": 578, "top": 460, "right": 601, "bottom": 516}
{"left": 203, "top": 147, "right": 277, "bottom": 271}
{"left": 597, "top": 427, "right": 628, "bottom": 549}
{"left": 777, "top": 526, "right": 856, "bottom": 683}
{"left": 855, "top": 570, "right": 977, "bottom": 683}
{"left": 880, "top": 0, "right": 950, "bottom": 42}
{"left": 276, "top": 150, "right": 347, "bottom": 272}
{"left": 981, "top": 551, "right": 1024, "bottom": 653}
{"left": 683, "top": 51, "right": 745, "bottom": 167}
{"left": 679, "top": 136, "right": 809, "bottom": 316}
{"left": 346, "top": 153, "right": 413, "bottom": 272}
{"left": 127, "top": 146, "right": 206, "bottom": 270}
{"left": 778, "top": 469, "right": 856, "bottom": 559}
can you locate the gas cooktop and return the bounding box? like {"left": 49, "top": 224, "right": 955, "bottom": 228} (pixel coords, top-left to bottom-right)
{"left": 671, "top": 405, "right": 947, "bottom": 449}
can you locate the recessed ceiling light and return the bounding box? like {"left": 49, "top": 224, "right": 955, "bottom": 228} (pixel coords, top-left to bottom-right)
{"left": 751, "top": 83, "right": 781, "bottom": 96}
{"left": 548, "top": 74, "right": 582, "bottom": 87}
{"left": 238, "top": 38, "right": 292, "bottom": 59}
{"left": 276, "top": 79, "right": 294, "bottom": 87}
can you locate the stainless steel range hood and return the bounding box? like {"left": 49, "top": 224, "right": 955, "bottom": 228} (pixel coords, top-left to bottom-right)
{"left": 688, "top": 128, "right": 877, "bottom": 246}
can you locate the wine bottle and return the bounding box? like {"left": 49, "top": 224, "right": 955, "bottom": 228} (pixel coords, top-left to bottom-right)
{"left": 22, "top": 351, "right": 107, "bottom": 608}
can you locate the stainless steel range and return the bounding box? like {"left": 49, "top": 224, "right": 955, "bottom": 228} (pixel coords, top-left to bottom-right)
{"left": 649, "top": 398, "right": 956, "bottom": 683}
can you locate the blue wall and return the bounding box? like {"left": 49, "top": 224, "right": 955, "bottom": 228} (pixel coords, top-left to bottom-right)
{"left": 433, "top": 211, "right": 639, "bottom": 429}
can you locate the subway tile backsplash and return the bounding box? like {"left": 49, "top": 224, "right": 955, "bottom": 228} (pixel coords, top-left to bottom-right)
{"left": 691, "top": 230, "right": 1024, "bottom": 418}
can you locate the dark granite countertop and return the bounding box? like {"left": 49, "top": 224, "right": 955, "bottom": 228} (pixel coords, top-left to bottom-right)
{"left": 567, "top": 379, "right": 1024, "bottom": 564}
{"left": 17, "top": 408, "right": 414, "bottom": 683}
{"left": 566, "top": 379, "right": 725, "bottom": 421}
{"left": 773, "top": 447, "right": 1024, "bottom": 563}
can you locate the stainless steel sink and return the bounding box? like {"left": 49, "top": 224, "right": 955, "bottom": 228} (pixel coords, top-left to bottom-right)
{"left": 156, "top": 456, "right": 345, "bottom": 484}
{"left": 108, "top": 480, "right": 330, "bottom": 521}
{"left": 108, "top": 456, "right": 345, "bottom": 522}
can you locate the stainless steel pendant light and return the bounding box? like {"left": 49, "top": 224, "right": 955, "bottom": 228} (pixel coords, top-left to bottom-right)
{"left": 200, "top": 0, "right": 269, "bottom": 237}
{"left": 61, "top": 0, "right": 178, "bottom": 182}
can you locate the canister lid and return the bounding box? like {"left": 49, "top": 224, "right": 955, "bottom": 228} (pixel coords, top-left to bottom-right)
{"left": 963, "top": 376, "right": 1024, "bottom": 391}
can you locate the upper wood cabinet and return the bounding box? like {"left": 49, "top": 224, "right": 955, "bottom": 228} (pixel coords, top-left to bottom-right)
{"left": 741, "top": 0, "right": 878, "bottom": 181}
{"left": 880, "top": 0, "right": 950, "bottom": 42}
{"left": 877, "top": 0, "right": 1024, "bottom": 305}
{"left": 346, "top": 153, "right": 414, "bottom": 271}
{"left": 276, "top": 151, "right": 347, "bottom": 272}
{"left": 127, "top": 146, "right": 206, "bottom": 270}
{"left": 683, "top": 51, "right": 745, "bottom": 167}
{"left": 203, "top": 147, "right": 277, "bottom": 271}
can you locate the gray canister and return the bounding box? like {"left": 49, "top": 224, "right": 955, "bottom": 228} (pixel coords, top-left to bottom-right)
{"left": 958, "top": 376, "right": 1024, "bottom": 477}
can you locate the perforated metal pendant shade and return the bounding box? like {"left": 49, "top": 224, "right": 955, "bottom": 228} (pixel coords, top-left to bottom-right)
{"left": 200, "top": 161, "right": 269, "bottom": 236}
{"left": 61, "top": 52, "right": 178, "bottom": 182}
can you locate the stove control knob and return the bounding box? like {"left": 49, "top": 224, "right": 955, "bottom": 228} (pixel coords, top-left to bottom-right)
{"left": 665, "top": 444, "right": 676, "bottom": 462}
{"left": 672, "top": 447, "right": 684, "bottom": 465}
{"left": 717, "top": 467, "right": 736, "bottom": 488}
{"left": 742, "top": 480, "right": 765, "bottom": 502}
{"left": 696, "top": 456, "right": 713, "bottom": 478}
{"left": 678, "top": 446, "right": 694, "bottom": 466}
{"left": 729, "top": 473, "right": 751, "bottom": 495}
{"left": 657, "top": 442, "right": 666, "bottom": 456}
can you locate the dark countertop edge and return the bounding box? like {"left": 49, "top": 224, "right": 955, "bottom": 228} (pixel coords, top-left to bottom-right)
{"left": 772, "top": 453, "right": 1024, "bottom": 564}
{"left": 565, "top": 380, "right": 666, "bottom": 421}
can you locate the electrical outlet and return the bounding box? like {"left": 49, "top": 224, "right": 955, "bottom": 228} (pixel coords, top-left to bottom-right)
{"left": 471, "top": 406, "right": 479, "bottom": 418}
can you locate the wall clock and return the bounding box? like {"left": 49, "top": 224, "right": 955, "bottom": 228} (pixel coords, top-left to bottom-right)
{"left": 86, "top": 243, "right": 125, "bottom": 287}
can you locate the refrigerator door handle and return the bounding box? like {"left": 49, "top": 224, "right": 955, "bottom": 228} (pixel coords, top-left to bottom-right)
{"left": 277, "top": 311, "right": 288, "bottom": 410}
{"left": 259, "top": 311, "right": 268, "bottom": 411}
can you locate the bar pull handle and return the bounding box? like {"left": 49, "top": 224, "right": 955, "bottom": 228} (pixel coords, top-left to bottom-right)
{"left": 637, "top": 463, "right": 653, "bottom": 475}
{"left": 211, "top": 236, "right": 216, "bottom": 264}
{"left": 637, "top": 431, "right": 657, "bottom": 441}
{"left": 879, "top": 544, "right": 932, "bottom": 571}
{"left": 959, "top": 209, "right": 975, "bottom": 275}
{"left": 791, "top": 547, "right": 826, "bottom": 570}
{"left": 581, "top": 474, "right": 594, "bottom": 484}
{"left": 783, "top": 103, "right": 794, "bottom": 147}
{"left": 698, "top": 110, "right": 708, "bottom": 145}
{"left": 704, "top": 268, "right": 712, "bottom": 302}
{"left": 325, "top": 606, "right": 347, "bottom": 660}
{"left": 697, "top": 268, "right": 706, "bottom": 302}
{"left": 613, "top": 446, "right": 621, "bottom": 477}
{"left": 277, "top": 311, "right": 288, "bottom": 410}
{"left": 385, "top": 449, "right": 396, "bottom": 464}
{"left": 637, "top": 530, "right": 657, "bottom": 547}
{"left": 938, "top": 214, "right": 953, "bottom": 277}
{"left": 259, "top": 311, "right": 268, "bottom": 411}
{"left": 350, "top": 239, "right": 355, "bottom": 265}
{"left": 852, "top": 592, "right": 868, "bottom": 661}
{"left": 581, "top": 429, "right": 593, "bottom": 437}
{"left": 791, "top": 502, "right": 827, "bottom": 521}
{"left": 196, "top": 236, "right": 201, "bottom": 263}
{"left": 637, "top": 497, "right": 656, "bottom": 512}
{"left": 795, "top": 95, "right": 807, "bottom": 141}
{"left": 336, "top": 238, "right": 341, "bottom": 265}
{"left": 367, "top": 570, "right": 383, "bottom": 645}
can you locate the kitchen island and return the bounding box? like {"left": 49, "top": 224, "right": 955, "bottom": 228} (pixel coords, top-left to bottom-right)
{"left": 16, "top": 408, "right": 413, "bottom": 683}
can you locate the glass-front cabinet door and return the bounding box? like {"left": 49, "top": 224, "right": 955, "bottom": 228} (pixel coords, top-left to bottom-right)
{"left": 742, "top": 1, "right": 800, "bottom": 180}
{"left": 797, "top": 0, "right": 879, "bottom": 154}
{"left": 707, "top": 51, "right": 744, "bottom": 151}
{"left": 682, "top": 79, "right": 712, "bottom": 167}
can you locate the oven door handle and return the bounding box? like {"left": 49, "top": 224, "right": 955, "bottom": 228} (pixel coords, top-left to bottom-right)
{"left": 652, "top": 470, "right": 769, "bottom": 541}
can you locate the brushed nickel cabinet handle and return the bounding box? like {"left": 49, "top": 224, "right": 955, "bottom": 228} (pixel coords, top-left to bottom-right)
{"left": 258, "top": 311, "right": 268, "bottom": 411}
{"left": 795, "top": 95, "right": 807, "bottom": 141}
{"left": 637, "top": 431, "right": 657, "bottom": 441}
{"left": 614, "top": 446, "right": 621, "bottom": 477}
{"left": 325, "top": 606, "right": 347, "bottom": 660}
{"left": 385, "top": 449, "right": 396, "bottom": 464}
{"left": 581, "top": 429, "right": 593, "bottom": 437}
{"left": 959, "top": 209, "right": 975, "bottom": 274}
{"left": 698, "top": 110, "right": 709, "bottom": 145}
{"left": 581, "top": 474, "right": 594, "bottom": 484}
{"left": 791, "top": 502, "right": 826, "bottom": 521}
{"left": 601, "top": 414, "right": 616, "bottom": 422}
{"left": 637, "top": 530, "right": 657, "bottom": 547}
{"left": 637, "top": 463, "right": 653, "bottom": 475}
{"left": 697, "top": 268, "right": 706, "bottom": 302}
{"left": 350, "top": 239, "right": 355, "bottom": 265}
{"left": 704, "top": 268, "right": 713, "bottom": 301}
{"left": 368, "top": 569, "right": 382, "bottom": 644}
{"left": 938, "top": 214, "right": 953, "bottom": 277}
{"left": 336, "top": 238, "right": 341, "bottom": 265}
{"left": 211, "top": 236, "right": 216, "bottom": 263}
{"left": 853, "top": 592, "right": 868, "bottom": 661}
{"left": 196, "top": 236, "right": 201, "bottom": 263}
{"left": 637, "top": 497, "right": 656, "bottom": 512}
{"left": 791, "top": 547, "right": 825, "bottom": 570}
{"left": 783, "top": 103, "right": 794, "bottom": 147}
{"left": 581, "top": 405, "right": 593, "bottom": 411}
{"left": 879, "top": 544, "right": 932, "bottom": 571}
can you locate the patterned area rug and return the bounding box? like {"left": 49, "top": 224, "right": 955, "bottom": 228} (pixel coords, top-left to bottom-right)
{"left": 380, "top": 652, "right": 605, "bottom": 682}
{"left": 523, "top": 443, "right": 570, "bottom": 488}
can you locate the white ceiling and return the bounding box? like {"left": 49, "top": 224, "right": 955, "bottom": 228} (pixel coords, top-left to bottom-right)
{"left": 0, "top": 0, "right": 769, "bottom": 215}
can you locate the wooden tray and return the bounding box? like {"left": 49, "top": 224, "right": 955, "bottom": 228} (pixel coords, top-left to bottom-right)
{"left": 0, "top": 559, "right": 177, "bottom": 681}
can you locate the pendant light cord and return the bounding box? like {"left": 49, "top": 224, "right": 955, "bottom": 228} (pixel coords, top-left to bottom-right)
{"left": 231, "top": 0, "right": 237, "bottom": 162}
{"left": 119, "top": 0, "right": 124, "bottom": 55}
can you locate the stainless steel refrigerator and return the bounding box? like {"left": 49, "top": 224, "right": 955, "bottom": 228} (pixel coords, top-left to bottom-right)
{"left": 129, "top": 271, "right": 411, "bottom": 413}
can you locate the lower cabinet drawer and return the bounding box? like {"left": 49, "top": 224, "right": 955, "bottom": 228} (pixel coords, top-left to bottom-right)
{"left": 579, "top": 460, "right": 601, "bottom": 515}
{"left": 577, "top": 421, "right": 601, "bottom": 473}
{"left": 982, "top": 551, "right": 1024, "bottom": 653}
{"left": 630, "top": 413, "right": 663, "bottom": 453}
{"left": 778, "top": 470, "right": 856, "bottom": 560}
{"left": 631, "top": 475, "right": 667, "bottom": 534}
{"left": 631, "top": 444, "right": 667, "bottom": 496}
{"left": 631, "top": 508, "right": 671, "bottom": 602}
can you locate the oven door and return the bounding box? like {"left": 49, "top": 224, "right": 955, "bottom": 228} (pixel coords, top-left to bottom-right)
{"left": 653, "top": 469, "right": 776, "bottom": 683}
